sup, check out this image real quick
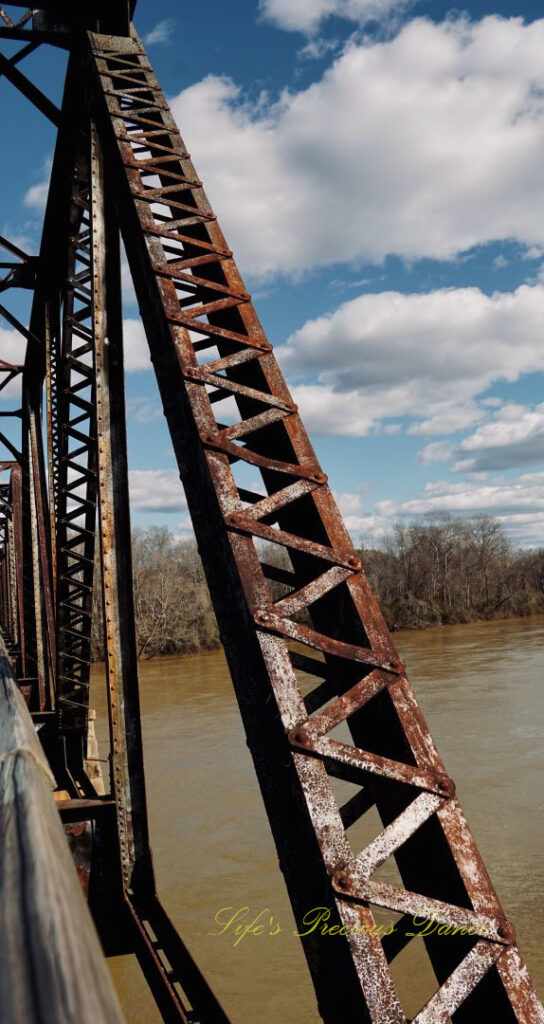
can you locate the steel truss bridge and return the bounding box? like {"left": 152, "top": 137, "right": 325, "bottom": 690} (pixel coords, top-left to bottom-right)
{"left": 0, "top": 3, "right": 542, "bottom": 1022}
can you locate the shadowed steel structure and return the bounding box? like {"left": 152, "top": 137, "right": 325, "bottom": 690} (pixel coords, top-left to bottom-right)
{"left": 0, "top": 3, "right": 542, "bottom": 1021}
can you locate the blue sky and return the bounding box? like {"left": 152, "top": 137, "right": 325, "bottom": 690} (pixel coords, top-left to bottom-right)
{"left": 2, "top": 1, "right": 544, "bottom": 546}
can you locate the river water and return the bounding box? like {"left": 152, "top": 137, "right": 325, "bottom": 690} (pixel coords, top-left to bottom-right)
{"left": 90, "top": 613, "right": 544, "bottom": 1022}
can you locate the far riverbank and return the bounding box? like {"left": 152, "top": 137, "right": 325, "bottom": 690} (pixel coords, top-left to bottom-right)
{"left": 91, "top": 516, "right": 544, "bottom": 660}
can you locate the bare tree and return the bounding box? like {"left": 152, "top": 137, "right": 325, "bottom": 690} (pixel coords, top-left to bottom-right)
{"left": 89, "top": 518, "right": 544, "bottom": 658}
{"left": 360, "top": 514, "right": 543, "bottom": 630}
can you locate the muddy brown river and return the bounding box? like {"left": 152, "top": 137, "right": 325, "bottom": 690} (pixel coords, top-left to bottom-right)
{"left": 90, "top": 613, "right": 544, "bottom": 1022}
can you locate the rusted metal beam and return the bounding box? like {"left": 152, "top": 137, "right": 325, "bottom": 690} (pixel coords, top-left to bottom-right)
{"left": 26, "top": 384, "right": 55, "bottom": 704}
{"left": 90, "top": 118, "right": 150, "bottom": 888}
{"left": 0, "top": 24, "right": 231, "bottom": 1019}
{"left": 0, "top": 3, "right": 133, "bottom": 43}
{"left": 20, "top": 50, "right": 100, "bottom": 783}
{"left": 89, "top": 116, "right": 230, "bottom": 1024}
{"left": 0, "top": 10, "right": 541, "bottom": 1023}
{"left": 52, "top": 140, "right": 98, "bottom": 773}
{"left": 87, "top": 27, "right": 544, "bottom": 1023}
{"left": 10, "top": 463, "right": 24, "bottom": 674}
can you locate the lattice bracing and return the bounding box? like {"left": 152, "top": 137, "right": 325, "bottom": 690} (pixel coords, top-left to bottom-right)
{"left": 84, "top": 28, "right": 544, "bottom": 1022}
{"left": 53, "top": 147, "right": 98, "bottom": 746}
{"left": 0, "top": 6, "right": 542, "bottom": 1022}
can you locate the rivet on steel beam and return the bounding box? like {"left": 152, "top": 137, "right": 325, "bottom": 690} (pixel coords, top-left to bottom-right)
{"left": 386, "top": 657, "right": 405, "bottom": 674}
{"left": 333, "top": 869, "right": 349, "bottom": 891}
{"left": 258, "top": 342, "right": 272, "bottom": 352}
{"left": 254, "top": 608, "right": 272, "bottom": 626}
{"left": 288, "top": 726, "right": 309, "bottom": 747}
{"left": 347, "top": 554, "right": 361, "bottom": 571}
{"left": 201, "top": 432, "right": 216, "bottom": 445}
{"left": 312, "top": 471, "right": 327, "bottom": 484}
{"left": 226, "top": 512, "right": 244, "bottom": 528}
{"left": 498, "top": 921, "right": 516, "bottom": 943}
{"left": 436, "top": 776, "right": 455, "bottom": 798}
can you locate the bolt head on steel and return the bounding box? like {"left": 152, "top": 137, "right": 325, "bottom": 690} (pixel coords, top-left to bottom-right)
{"left": 288, "top": 727, "right": 307, "bottom": 747}
{"left": 255, "top": 608, "right": 271, "bottom": 624}
{"left": 497, "top": 921, "right": 516, "bottom": 943}
{"left": 227, "top": 512, "right": 242, "bottom": 527}
{"left": 436, "top": 776, "right": 455, "bottom": 798}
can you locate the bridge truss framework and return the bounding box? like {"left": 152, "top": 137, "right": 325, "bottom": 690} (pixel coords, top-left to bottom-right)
{"left": 0, "top": 4, "right": 542, "bottom": 1022}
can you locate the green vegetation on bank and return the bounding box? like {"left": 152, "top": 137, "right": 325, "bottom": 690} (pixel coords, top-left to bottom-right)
{"left": 90, "top": 515, "right": 544, "bottom": 660}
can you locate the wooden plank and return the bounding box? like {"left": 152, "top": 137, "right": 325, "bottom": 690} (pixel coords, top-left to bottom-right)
{"left": 0, "top": 633, "right": 126, "bottom": 1024}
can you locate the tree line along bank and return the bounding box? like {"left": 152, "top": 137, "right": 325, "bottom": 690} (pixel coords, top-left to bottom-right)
{"left": 90, "top": 514, "right": 544, "bottom": 660}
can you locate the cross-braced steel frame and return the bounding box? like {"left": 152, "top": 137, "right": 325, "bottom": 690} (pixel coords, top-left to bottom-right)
{"left": 0, "top": 4, "right": 542, "bottom": 1022}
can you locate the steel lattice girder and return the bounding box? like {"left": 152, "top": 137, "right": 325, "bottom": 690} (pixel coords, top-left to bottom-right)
{"left": 0, "top": 4, "right": 134, "bottom": 44}
{"left": 53, "top": 141, "right": 98, "bottom": 742}
{"left": 0, "top": 20, "right": 233, "bottom": 1016}
{"left": 0, "top": 5, "right": 542, "bottom": 1022}
{"left": 79, "top": 25, "right": 543, "bottom": 1024}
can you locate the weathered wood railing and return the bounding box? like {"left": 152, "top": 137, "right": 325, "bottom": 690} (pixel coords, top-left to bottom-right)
{"left": 0, "top": 632, "right": 126, "bottom": 1024}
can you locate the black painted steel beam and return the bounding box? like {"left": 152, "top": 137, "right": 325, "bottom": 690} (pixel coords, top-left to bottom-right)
{"left": 0, "top": 50, "right": 60, "bottom": 123}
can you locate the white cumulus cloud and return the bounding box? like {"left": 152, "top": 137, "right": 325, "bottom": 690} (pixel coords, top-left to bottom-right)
{"left": 276, "top": 284, "right": 544, "bottom": 436}
{"left": 0, "top": 327, "right": 27, "bottom": 404}
{"left": 24, "top": 157, "right": 52, "bottom": 212}
{"left": 170, "top": 16, "right": 544, "bottom": 278}
{"left": 260, "top": 0, "right": 404, "bottom": 33}
{"left": 375, "top": 472, "right": 544, "bottom": 545}
{"left": 421, "top": 402, "right": 544, "bottom": 473}
{"left": 144, "top": 18, "right": 176, "bottom": 45}
{"left": 0, "top": 326, "right": 26, "bottom": 368}
{"left": 123, "top": 319, "right": 151, "bottom": 371}
{"left": 129, "top": 469, "right": 187, "bottom": 513}
{"left": 333, "top": 490, "right": 389, "bottom": 543}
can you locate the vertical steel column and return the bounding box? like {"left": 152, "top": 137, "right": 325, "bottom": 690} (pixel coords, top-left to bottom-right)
{"left": 1, "top": 10, "right": 542, "bottom": 1023}
{"left": 0, "top": 513, "right": 8, "bottom": 639}
{"left": 89, "top": 120, "right": 152, "bottom": 889}
{"left": 45, "top": 292, "right": 60, "bottom": 593}
{"left": 25, "top": 375, "right": 56, "bottom": 707}
{"left": 53, "top": 140, "right": 99, "bottom": 786}
{"left": 21, "top": 400, "right": 47, "bottom": 706}
{"left": 7, "top": 515, "right": 17, "bottom": 646}
{"left": 10, "top": 462, "right": 25, "bottom": 676}
{"left": 0, "top": 479, "right": 11, "bottom": 642}
{"left": 90, "top": 120, "right": 230, "bottom": 1024}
